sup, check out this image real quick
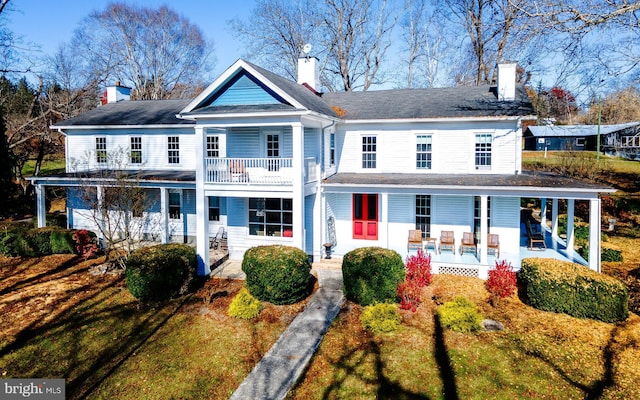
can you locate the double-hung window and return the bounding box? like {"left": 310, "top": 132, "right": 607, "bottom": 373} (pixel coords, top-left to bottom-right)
{"left": 206, "top": 136, "right": 220, "bottom": 158}
{"left": 208, "top": 197, "right": 220, "bottom": 221}
{"left": 168, "top": 136, "right": 180, "bottom": 164}
{"left": 130, "top": 136, "right": 142, "bottom": 164}
{"left": 362, "top": 136, "right": 376, "bottom": 169}
{"left": 353, "top": 194, "right": 378, "bottom": 240}
{"left": 329, "top": 133, "right": 336, "bottom": 166}
{"left": 475, "top": 133, "right": 492, "bottom": 168}
{"left": 96, "top": 137, "right": 107, "bottom": 164}
{"left": 168, "top": 191, "right": 181, "bottom": 219}
{"left": 249, "top": 198, "right": 293, "bottom": 237}
{"left": 416, "top": 135, "right": 432, "bottom": 169}
{"left": 415, "top": 195, "right": 431, "bottom": 238}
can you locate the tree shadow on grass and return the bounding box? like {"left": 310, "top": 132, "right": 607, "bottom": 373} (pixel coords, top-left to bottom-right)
{"left": 0, "top": 256, "right": 189, "bottom": 400}
{"left": 433, "top": 314, "right": 459, "bottom": 400}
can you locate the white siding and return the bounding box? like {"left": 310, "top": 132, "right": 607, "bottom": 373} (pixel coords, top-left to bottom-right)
{"left": 490, "top": 196, "right": 521, "bottom": 254}
{"left": 432, "top": 196, "right": 473, "bottom": 240}
{"left": 387, "top": 194, "right": 415, "bottom": 255}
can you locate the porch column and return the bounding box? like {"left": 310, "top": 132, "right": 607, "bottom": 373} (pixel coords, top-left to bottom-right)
{"left": 551, "top": 198, "right": 559, "bottom": 250}
{"left": 588, "top": 198, "right": 601, "bottom": 272}
{"left": 540, "top": 198, "right": 547, "bottom": 229}
{"left": 35, "top": 184, "right": 46, "bottom": 228}
{"left": 195, "top": 126, "right": 210, "bottom": 275}
{"left": 292, "top": 123, "right": 305, "bottom": 250}
{"left": 96, "top": 186, "right": 104, "bottom": 243}
{"left": 313, "top": 164, "right": 322, "bottom": 261}
{"left": 566, "top": 199, "right": 575, "bottom": 258}
{"left": 380, "top": 192, "right": 388, "bottom": 249}
{"left": 479, "top": 195, "right": 489, "bottom": 269}
{"left": 160, "top": 188, "right": 169, "bottom": 244}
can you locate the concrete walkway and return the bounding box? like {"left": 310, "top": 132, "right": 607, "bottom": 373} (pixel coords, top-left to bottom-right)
{"left": 229, "top": 268, "right": 344, "bottom": 400}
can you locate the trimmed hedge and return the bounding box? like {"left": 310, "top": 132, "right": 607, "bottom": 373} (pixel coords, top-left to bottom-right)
{"left": 242, "top": 245, "right": 312, "bottom": 305}
{"left": 342, "top": 247, "right": 405, "bottom": 306}
{"left": 0, "top": 227, "right": 77, "bottom": 257}
{"left": 125, "top": 243, "right": 197, "bottom": 302}
{"left": 519, "top": 257, "right": 629, "bottom": 323}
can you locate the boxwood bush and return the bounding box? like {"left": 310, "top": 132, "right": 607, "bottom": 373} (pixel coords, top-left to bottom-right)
{"left": 360, "top": 303, "right": 401, "bottom": 334}
{"left": 342, "top": 247, "right": 405, "bottom": 306}
{"left": 125, "top": 243, "right": 197, "bottom": 302}
{"left": 242, "top": 245, "right": 312, "bottom": 305}
{"left": 0, "top": 227, "right": 77, "bottom": 257}
{"left": 519, "top": 257, "right": 629, "bottom": 323}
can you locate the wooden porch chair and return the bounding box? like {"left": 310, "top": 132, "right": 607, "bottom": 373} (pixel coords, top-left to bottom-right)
{"left": 460, "top": 232, "right": 477, "bottom": 256}
{"left": 209, "top": 226, "right": 226, "bottom": 250}
{"left": 526, "top": 219, "right": 546, "bottom": 250}
{"left": 487, "top": 233, "right": 500, "bottom": 258}
{"left": 439, "top": 230, "right": 455, "bottom": 254}
{"left": 408, "top": 229, "right": 423, "bottom": 252}
{"left": 229, "top": 160, "right": 248, "bottom": 182}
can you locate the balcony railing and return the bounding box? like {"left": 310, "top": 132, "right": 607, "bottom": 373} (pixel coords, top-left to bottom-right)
{"left": 205, "top": 157, "right": 317, "bottom": 185}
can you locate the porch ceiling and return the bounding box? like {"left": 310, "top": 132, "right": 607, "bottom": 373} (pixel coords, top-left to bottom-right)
{"left": 29, "top": 169, "right": 195, "bottom": 186}
{"left": 322, "top": 170, "right": 613, "bottom": 195}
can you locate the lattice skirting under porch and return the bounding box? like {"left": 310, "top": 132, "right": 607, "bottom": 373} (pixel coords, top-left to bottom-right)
{"left": 434, "top": 264, "right": 480, "bottom": 278}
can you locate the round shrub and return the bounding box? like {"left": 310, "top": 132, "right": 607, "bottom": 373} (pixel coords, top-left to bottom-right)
{"left": 125, "top": 243, "right": 197, "bottom": 302}
{"left": 361, "top": 303, "right": 401, "bottom": 334}
{"left": 342, "top": 247, "right": 405, "bottom": 306}
{"left": 50, "top": 229, "right": 75, "bottom": 254}
{"left": 228, "top": 287, "right": 263, "bottom": 319}
{"left": 242, "top": 245, "right": 311, "bottom": 305}
{"left": 437, "top": 297, "right": 483, "bottom": 333}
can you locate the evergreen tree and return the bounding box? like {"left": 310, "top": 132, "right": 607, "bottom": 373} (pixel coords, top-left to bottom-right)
{"left": 0, "top": 108, "right": 14, "bottom": 213}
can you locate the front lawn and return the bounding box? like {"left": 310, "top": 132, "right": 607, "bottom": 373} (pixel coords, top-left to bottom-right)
{"left": 288, "top": 275, "right": 640, "bottom": 400}
{"left": 0, "top": 254, "right": 301, "bottom": 399}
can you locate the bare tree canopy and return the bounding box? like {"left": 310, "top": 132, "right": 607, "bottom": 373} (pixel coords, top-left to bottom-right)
{"left": 231, "top": 0, "right": 404, "bottom": 92}
{"left": 72, "top": 2, "right": 214, "bottom": 99}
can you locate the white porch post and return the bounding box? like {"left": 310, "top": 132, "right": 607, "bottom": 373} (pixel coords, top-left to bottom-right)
{"left": 160, "top": 188, "right": 169, "bottom": 244}
{"left": 566, "top": 199, "right": 575, "bottom": 258}
{"left": 540, "top": 197, "right": 547, "bottom": 229}
{"left": 96, "top": 186, "right": 104, "bottom": 243}
{"left": 292, "top": 123, "right": 305, "bottom": 250}
{"left": 195, "top": 126, "right": 210, "bottom": 275}
{"left": 551, "top": 198, "right": 559, "bottom": 250}
{"left": 479, "top": 195, "right": 489, "bottom": 270}
{"left": 588, "top": 198, "right": 601, "bottom": 272}
{"left": 313, "top": 164, "right": 322, "bottom": 261}
{"left": 380, "top": 192, "right": 388, "bottom": 249}
{"left": 35, "top": 184, "right": 46, "bottom": 228}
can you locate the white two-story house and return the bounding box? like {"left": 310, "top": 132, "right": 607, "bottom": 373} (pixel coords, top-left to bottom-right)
{"left": 31, "top": 58, "right": 612, "bottom": 277}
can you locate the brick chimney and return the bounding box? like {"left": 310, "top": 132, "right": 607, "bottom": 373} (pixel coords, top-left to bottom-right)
{"left": 297, "top": 56, "right": 318, "bottom": 91}
{"left": 497, "top": 62, "right": 517, "bottom": 101}
{"left": 101, "top": 81, "right": 131, "bottom": 105}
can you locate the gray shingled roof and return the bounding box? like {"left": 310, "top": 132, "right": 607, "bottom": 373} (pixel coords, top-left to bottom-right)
{"left": 525, "top": 122, "right": 640, "bottom": 138}
{"left": 322, "top": 85, "right": 535, "bottom": 120}
{"left": 53, "top": 99, "right": 193, "bottom": 127}
{"left": 323, "top": 170, "right": 611, "bottom": 192}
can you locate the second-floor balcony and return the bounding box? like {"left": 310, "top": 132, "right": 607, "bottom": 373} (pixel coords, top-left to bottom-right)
{"left": 205, "top": 157, "right": 318, "bottom": 185}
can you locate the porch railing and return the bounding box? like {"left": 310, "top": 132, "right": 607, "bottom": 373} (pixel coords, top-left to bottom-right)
{"left": 205, "top": 157, "right": 317, "bottom": 185}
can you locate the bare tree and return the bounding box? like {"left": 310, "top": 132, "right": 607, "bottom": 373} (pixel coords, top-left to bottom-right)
{"left": 71, "top": 2, "right": 214, "bottom": 100}
{"left": 229, "top": 0, "right": 321, "bottom": 81}
{"left": 70, "top": 148, "right": 160, "bottom": 270}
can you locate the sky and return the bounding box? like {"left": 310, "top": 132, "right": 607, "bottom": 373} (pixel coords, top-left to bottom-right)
{"left": 5, "top": 0, "right": 256, "bottom": 78}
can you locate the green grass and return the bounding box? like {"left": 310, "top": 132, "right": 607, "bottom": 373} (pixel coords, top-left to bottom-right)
{"left": 0, "top": 255, "right": 292, "bottom": 400}
{"left": 21, "top": 157, "right": 66, "bottom": 176}
{"left": 523, "top": 151, "right": 640, "bottom": 175}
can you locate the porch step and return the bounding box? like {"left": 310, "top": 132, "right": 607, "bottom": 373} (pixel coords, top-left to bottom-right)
{"left": 312, "top": 257, "right": 343, "bottom": 271}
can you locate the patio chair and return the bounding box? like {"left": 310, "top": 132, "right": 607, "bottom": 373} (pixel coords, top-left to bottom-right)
{"left": 487, "top": 233, "right": 500, "bottom": 258}
{"left": 439, "top": 230, "right": 455, "bottom": 254}
{"left": 209, "top": 226, "right": 226, "bottom": 250}
{"left": 526, "top": 219, "right": 546, "bottom": 250}
{"left": 229, "top": 160, "right": 248, "bottom": 182}
{"left": 460, "top": 232, "right": 477, "bottom": 256}
{"left": 408, "top": 229, "right": 423, "bottom": 252}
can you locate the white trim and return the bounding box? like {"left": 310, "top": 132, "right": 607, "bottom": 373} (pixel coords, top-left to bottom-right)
{"left": 341, "top": 115, "right": 537, "bottom": 124}
{"left": 53, "top": 124, "right": 193, "bottom": 131}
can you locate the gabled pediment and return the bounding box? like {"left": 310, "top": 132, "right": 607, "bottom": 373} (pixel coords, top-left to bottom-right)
{"left": 180, "top": 59, "right": 306, "bottom": 115}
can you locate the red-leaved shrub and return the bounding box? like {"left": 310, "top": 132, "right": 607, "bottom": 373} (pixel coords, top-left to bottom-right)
{"left": 73, "top": 229, "right": 100, "bottom": 259}
{"left": 398, "top": 280, "right": 422, "bottom": 312}
{"left": 486, "top": 260, "right": 517, "bottom": 302}
{"left": 405, "top": 249, "right": 432, "bottom": 287}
